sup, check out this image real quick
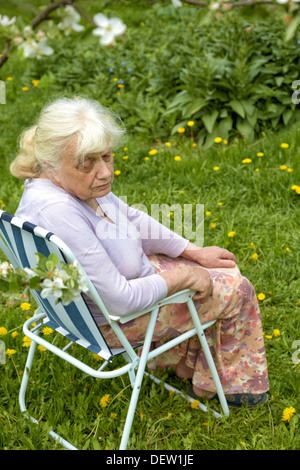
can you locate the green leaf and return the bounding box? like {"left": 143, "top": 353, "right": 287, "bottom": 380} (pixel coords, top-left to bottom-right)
{"left": 228, "top": 100, "right": 245, "bottom": 118}
{"left": 201, "top": 110, "right": 219, "bottom": 134}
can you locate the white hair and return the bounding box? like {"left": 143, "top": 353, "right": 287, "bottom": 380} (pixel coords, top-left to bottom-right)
{"left": 10, "top": 97, "right": 125, "bottom": 179}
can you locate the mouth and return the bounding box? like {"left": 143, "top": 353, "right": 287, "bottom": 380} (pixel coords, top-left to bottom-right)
{"left": 94, "top": 182, "right": 111, "bottom": 189}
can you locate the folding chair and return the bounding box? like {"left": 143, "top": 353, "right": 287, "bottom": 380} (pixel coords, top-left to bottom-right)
{"left": 0, "top": 210, "right": 229, "bottom": 450}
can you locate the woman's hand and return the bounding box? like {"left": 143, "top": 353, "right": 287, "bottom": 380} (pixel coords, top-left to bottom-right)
{"left": 181, "top": 243, "right": 237, "bottom": 269}
{"left": 159, "top": 264, "right": 213, "bottom": 303}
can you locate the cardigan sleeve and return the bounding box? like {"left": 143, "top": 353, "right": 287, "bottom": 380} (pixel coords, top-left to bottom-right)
{"left": 108, "top": 193, "right": 189, "bottom": 257}
{"left": 37, "top": 202, "right": 168, "bottom": 317}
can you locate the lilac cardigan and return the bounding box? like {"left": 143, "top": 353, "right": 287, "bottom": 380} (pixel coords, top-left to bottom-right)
{"left": 15, "top": 178, "right": 189, "bottom": 325}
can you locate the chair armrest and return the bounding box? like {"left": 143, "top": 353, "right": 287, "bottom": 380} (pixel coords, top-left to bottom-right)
{"left": 109, "top": 289, "right": 196, "bottom": 324}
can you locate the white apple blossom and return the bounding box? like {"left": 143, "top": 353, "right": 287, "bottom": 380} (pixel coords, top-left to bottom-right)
{"left": 41, "top": 277, "right": 66, "bottom": 299}
{"left": 92, "top": 13, "right": 126, "bottom": 46}
{"left": 171, "top": 0, "right": 183, "bottom": 7}
{"left": 0, "top": 14, "right": 16, "bottom": 27}
{"left": 19, "top": 36, "right": 53, "bottom": 59}
{"left": 0, "top": 261, "right": 12, "bottom": 277}
{"left": 58, "top": 5, "right": 85, "bottom": 36}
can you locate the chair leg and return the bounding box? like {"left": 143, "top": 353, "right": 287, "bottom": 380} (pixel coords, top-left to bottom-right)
{"left": 119, "top": 308, "right": 159, "bottom": 450}
{"left": 19, "top": 335, "right": 78, "bottom": 450}
{"left": 187, "top": 299, "right": 230, "bottom": 417}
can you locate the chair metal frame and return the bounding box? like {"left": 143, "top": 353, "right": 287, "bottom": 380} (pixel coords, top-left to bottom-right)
{"left": 0, "top": 210, "right": 229, "bottom": 450}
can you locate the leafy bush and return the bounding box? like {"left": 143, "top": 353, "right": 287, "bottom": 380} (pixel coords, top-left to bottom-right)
{"left": 5, "top": 3, "right": 299, "bottom": 147}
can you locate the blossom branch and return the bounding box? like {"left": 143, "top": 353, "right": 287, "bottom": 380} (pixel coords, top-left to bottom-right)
{"left": 0, "top": 38, "right": 11, "bottom": 68}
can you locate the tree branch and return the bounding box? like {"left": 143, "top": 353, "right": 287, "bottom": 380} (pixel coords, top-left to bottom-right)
{"left": 0, "top": 38, "right": 12, "bottom": 68}
{"left": 31, "top": 0, "right": 75, "bottom": 29}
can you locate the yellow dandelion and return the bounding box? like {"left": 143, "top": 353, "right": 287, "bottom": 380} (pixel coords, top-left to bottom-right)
{"left": 214, "top": 137, "right": 222, "bottom": 143}
{"left": 6, "top": 77, "right": 13, "bottom": 81}
{"left": 123, "top": 155, "right": 128, "bottom": 160}
{"left": 174, "top": 156, "right": 181, "bottom": 161}
{"left": 6, "top": 349, "right": 17, "bottom": 356}
{"left": 295, "top": 187, "right": 300, "bottom": 195}
{"left": 192, "top": 142, "right": 197, "bottom": 147}
{"left": 20, "top": 302, "right": 31, "bottom": 311}
{"left": 187, "top": 121, "right": 195, "bottom": 127}
{"left": 265, "top": 335, "right": 272, "bottom": 339}
{"left": 286, "top": 247, "right": 291, "bottom": 253}
{"left": 257, "top": 152, "right": 264, "bottom": 157}
{"left": 31, "top": 80, "right": 40, "bottom": 87}
{"left": 251, "top": 253, "right": 258, "bottom": 260}
{"left": 11, "top": 331, "right": 19, "bottom": 338}
{"left": 191, "top": 400, "right": 200, "bottom": 409}
{"left": 148, "top": 149, "right": 158, "bottom": 155}
{"left": 22, "top": 86, "right": 29, "bottom": 91}
{"left": 280, "top": 143, "right": 289, "bottom": 149}
{"left": 114, "top": 170, "right": 121, "bottom": 176}
{"left": 38, "top": 345, "right": 47, "bottom": 351}
{"left": 117, "top": 84, "right": 124, "bottom": 88}
{"left": 123, "top": 147, "right": 128, "bottom": 151}
{"left": 257, "top": 293, "right": 266, "bottom": 301}
{"left": 177, "top": 127, "right": 185, "bottom": 134}
{"left": 255, "top": 168, "right": 259, "bottom": 172}
{"left": 0, "top": 327, "right": 8, "bottom": 335}
{"left": 227, "top": 231, "right": 236, "bottom": 238}
{"left": 110, "top": 412, "right": 117, "bottom": 419}
{"left": 100, "top": 394, "right": 110, "bottom": 408}
{"left": 223, "top": 139, "right": 228, "bottom": 144}
{"left": 287, "top": 168, "right": 293, "bottom": 172}
{"left": 217, "top": 202, "right": 223, "bottom": 206}
{"left": 213, "top": 166, "right": 220, "bottom": 171}
{"left": 282, "top": 407, "right": 296, "bottom": 422}
{"left": 280, "top": 165, "right": 287, "bottom": 170}
{"left": 113, "top": 78, "right": 118, "bottom": 82}
{"left": 242, "top": 158, "right": 252, "bottom": 164}
{"left": 210, "top": 222, "right": 217, "bottom": 229}
{"left": 42, "top": 327, "right": 53, "bottom": 335}
{"left": 273, "top": 329, "right": 280, "bottom": 337}
{"left": 164, "top": 142, "right": 171, "bottom": 147}
{"left": 144, "top": 156, "right": 149, "bottom": 161}
{"left": 250, "top": 242, "right": 255, "bottom": 248}
{"left": 205, "top": 211, "right": 211, "bottom": 216}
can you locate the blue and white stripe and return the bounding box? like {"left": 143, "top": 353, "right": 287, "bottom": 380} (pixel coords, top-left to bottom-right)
{"left": 0, "top": 210, "right": 116, "bottom": 361}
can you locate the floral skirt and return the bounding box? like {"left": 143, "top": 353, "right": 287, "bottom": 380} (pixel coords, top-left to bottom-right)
{"left": 100, "top": 255, "right": 269, "bottom": 395}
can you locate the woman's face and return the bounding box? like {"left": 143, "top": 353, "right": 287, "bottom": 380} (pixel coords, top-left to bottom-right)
{"left": 50, "top": 142, "right": 114, "bottom": 201}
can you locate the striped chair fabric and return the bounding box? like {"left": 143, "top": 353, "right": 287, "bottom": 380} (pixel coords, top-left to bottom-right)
{"left": 0, "top": 210, "right": 120, "bottom": 361}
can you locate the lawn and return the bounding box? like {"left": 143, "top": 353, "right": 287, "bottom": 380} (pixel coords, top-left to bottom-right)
{"left": 0, "top": 0, "right": 299, "bottom": 451}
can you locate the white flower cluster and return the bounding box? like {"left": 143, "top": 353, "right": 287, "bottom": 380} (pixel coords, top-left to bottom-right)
{"left": 0, "top": 6, "right": 126, "bottom": 61}
{"left": 40, "top": 260, "right": 89, "bottom": 305}
{"left": 0, "top": 261, "right": 13, "bottom": 277}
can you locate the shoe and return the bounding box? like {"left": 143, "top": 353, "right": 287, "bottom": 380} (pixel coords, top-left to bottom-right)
{"left": 186, "top": 383, "right": 268, "bottom": 408}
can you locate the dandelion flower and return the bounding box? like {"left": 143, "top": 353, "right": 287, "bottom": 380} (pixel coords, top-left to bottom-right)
{"left": 174, "top": 156, "right": 181, "bottom": 161}
{"left": 287, "top": 168, "right": 293, "bottom": 172}
{"left": 214, "top": 137, "right": 222, "bottom": 143}
{"left": 280, "top": 143, "right": 289, "bottom": 149}
{"left": 257, "top": 293, "right": 266, "bottom": 300}
{"left": 223, "top": 139, "right": 228, "bottom": 144}
{"left": 286, "top": 247, "right": 291, "bottom": 253}
{"left": 110, "top": 412, "right": 117, "bottom": 419}
{"left": 205, "top": 211, "right": 211, "bottom": 216}
{"left": 114, "top": 170, "right": 121, "bottom": 175}
{"left": 43, "top": 327, "right": 53, "bottom": 335}
{"left": 6, "top": 77, "right": 13, "bottom": 81}
{"left": 187, "top": 121, "right": 195, "bottom": 127}
{"left": 191, "top": 400, "right": 200, "bottom": 409}
{"left": 213, "top": 166, "right": 220, "bottom": 171}
{"left": 265, "top": 335, "right": 272, "bottom": 339}
{"left": 11, "top": 331, "right": 19, "bottom": 338}
{"left": 257, "top": 152, "right": 264, "bottom": 157}
{"left": 148, "top": 149, "right": 158, "bottom": 155}
{"left": 31, "top": 80, "right": 40, "bottom": 87}
{"left": 280, "top": 165, "right": 287, "bottom": 170}
{"left": 0, "top": 327, "right": 8, "bottom": 335}
{"left": 251, "top": 253, "right": 258, "bottom": 260}
{"left": 210, "top": 223, "right": 217, "bottom": 229}
{"left": 6, "top": 349, "right": 17, "bottom": 356}
{"left": 22, "top": 87, "right": 29, "bottom": 92}
{"left": 282, "top": 406, "right": 296, "bottom": 421}
{"left": 20, "top": 302, "right": 31, "bottom": 311}
{"left": 273, "top": 329, "right": 280, "bottom": 336}
{"left": 177, "top": 127, "right": 185, "bottom": 134}
{"left": 164, "top": 142, "right": 171, "bottom": 147}
{"left": 123, "top": 155, "right": 128, "bottom": 160}
{"left": 217, "top": 202, "right": 223, "bottom": 206}
{"left": 227, "top": 231, "right": 236, "bottom": 238}
{"left": 100, "top": 394, "right": 110, "bottom": 407}
{"left": 242, "top": 158, "right": 252, "bottom": 164}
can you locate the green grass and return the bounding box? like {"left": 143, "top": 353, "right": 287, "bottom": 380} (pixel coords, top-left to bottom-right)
{"left": 0, "top": 0, "right": 300, "bottom": 451}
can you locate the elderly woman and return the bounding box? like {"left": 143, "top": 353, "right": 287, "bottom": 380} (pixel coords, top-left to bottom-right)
{"left": 11, "top": 97, "right": 269, "bottom": 406}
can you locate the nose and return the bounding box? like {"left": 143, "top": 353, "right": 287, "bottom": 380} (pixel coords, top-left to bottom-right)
{"left": 94, "top": 158, "right": 112, "bottom": 180}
